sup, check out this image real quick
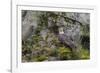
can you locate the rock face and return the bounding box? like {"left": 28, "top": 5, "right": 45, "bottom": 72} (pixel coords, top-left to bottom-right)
{"left": 65, "top": 12, "right": 90, "bottom": 25}
{"left": 22, "top": 11, "right": 90, "bottom": 40}
{"left": 22, "top": 10, "right": 90, "bottom": 62}
{"left": 22, "top": 11, "right": 40, "bottom": 40}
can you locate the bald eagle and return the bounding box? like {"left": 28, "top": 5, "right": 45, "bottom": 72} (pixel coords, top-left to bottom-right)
{"left": 58, "top": 27, "right": 77, "bottom": 50}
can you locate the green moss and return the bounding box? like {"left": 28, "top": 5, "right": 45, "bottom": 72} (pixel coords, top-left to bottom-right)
{"left": 33, "top": 55, "right": 48, "bottom": 61}
{"left": 80, "top": 48, "right": 90, "bottom": 59}
{"left": 57, "top": 47, "right": 72, "bottom": 60}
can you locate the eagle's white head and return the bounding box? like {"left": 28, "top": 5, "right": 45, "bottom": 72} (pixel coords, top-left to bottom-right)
{"left": 58, "top": 27, "right": 64, "bottom": 34}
